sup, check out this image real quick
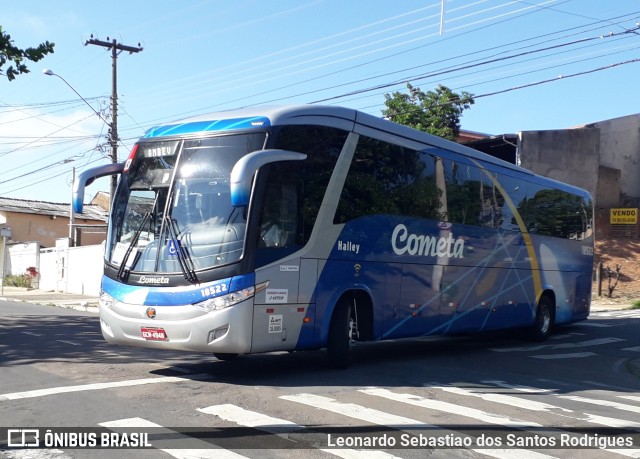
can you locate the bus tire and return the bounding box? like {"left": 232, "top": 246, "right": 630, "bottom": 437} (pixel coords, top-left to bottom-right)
{"left": 214, "top": 352, "right": 239, "bottom": 361}
{"left": 530, "top": 296, "right": 553, "bottom": 341}
{"left": 327, "top": 299, "right": 355, "bottom": 369}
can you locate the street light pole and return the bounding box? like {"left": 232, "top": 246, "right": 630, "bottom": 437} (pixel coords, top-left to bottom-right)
{"left": 42, "top": 69, "right": 107, "bottom": 123}
{"left": 43, "top": 69, "right": 105, "bottom": 247}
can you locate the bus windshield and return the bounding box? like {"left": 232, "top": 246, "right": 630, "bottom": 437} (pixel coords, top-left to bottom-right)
{"left": 108, "top": 133, "right": 266, "bottom": 276}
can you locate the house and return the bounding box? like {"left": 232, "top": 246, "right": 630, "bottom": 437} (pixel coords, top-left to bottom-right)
{"left": 0, "top": 195, "right": 108, "bottom": 248}
{"left": 0, "top": 195, "right": 108, "bottom": 290}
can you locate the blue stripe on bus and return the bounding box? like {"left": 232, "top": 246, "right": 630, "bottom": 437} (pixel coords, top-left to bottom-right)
{"left": 102, "top": 273, "right": 255, "bottom": 305}
{"left": 143, "top": 117, "right": 271, "bottom": 138}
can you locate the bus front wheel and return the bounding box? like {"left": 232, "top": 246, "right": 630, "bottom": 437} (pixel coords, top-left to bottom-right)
{"left": 530, "top": 296, "right": 554, "bottom": 341}
{"left": 327, "top": 298, "right": 357, "bottom": 369}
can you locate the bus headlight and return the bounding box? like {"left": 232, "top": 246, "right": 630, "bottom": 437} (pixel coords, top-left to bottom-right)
{"left": 193, "top": 286, "right": 255, "bottom": 313}
{"left": 100, "top": 290, "right": 116, "bottom": 310}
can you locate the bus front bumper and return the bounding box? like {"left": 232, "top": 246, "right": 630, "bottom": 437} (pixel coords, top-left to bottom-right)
{"left": 98, "top": 297, "right": 254, "bottom": 354}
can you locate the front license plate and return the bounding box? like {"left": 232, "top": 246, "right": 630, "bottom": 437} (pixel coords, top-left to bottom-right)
{"left": 141, "top": 327, "right": 168, "bottom": 341}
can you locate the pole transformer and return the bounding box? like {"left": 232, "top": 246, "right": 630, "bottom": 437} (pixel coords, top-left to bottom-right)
{"left": 84, "top": 36, "right": 143, "bottom": 203}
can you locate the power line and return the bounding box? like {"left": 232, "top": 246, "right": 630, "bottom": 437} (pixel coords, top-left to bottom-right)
{"left": 473, "top": 56, "right": 640, "bottom": 99}
{"left": 308, "top": 25, "right": 640, "bottom": 104}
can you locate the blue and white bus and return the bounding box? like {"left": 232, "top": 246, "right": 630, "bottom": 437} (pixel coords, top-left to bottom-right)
{"left": 73, "top": 105, "right": 594, "bottom": 368}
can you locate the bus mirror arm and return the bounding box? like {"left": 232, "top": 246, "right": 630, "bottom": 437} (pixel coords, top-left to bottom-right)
{"left": 72, "top": 163, "right": 125, "bottom": 213}
{"left": 230, "top": 149, "right": 307, "bottom": 207}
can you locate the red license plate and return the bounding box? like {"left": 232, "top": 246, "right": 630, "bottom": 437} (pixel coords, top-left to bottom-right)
{"left": 141, "top": 327, "right": 168, "bottom": 341}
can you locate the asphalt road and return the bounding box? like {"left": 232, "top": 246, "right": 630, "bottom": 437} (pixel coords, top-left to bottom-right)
{"left": 1, "top": 299, "right": 639, "bottom": 459}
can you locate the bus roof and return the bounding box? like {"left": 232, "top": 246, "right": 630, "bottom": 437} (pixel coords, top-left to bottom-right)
{"left": 142, "top": 105, "right": 590, "bottom": 199}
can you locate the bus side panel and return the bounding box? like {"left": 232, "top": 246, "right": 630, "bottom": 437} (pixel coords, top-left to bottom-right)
{"left": 312, "top": 259, "right": 388, "bottom": 346}
{"left": 535, "top": 236, "right": 593, "bottom": 324}
{"left": 252, "top": 257, "right": 306, "bottom": 353}
{"left": 383, "top": 262, "right": 443, "bottom": 340}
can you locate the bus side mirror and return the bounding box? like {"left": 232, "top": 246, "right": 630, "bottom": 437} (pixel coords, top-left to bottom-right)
{"left": 73, "top": 163, "right": 125, "bottom": 213}
{"left": 230, "top": 149, "right": 307, "bottom": 207}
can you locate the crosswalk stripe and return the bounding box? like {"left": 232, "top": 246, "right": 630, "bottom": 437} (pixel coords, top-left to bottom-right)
{"left": 98, "top": 417, "right": 246, "bottom": 459}
{"left": 282, "top": 393, "right": 557, "bottom": 459}
{"left": 481, "top": 380, "right": 554, "bottom": 394}
{"left": 475, "top": 381, "right": 640, "bottom": 457}
{"left": 0, "top": 450, "right": 69, "bottom": 458}
{"left": 0, "top": 376, "right": 190, "bottom": 401}
{"left": 322, "top": 450, "right": 400, "bottom": 459}
{"left": 360, "top": 387, "right": 542, "bottom": 428}
{"left": 583, "top": 414, "right": 640, "bottom": 429}
{"left": 427, "top": 384, "right": 572, "bottom": 413}
{"left": 280, "top": 393, "right": 422, "bottom": 426}
{"left": 363, "top": 387, "right": 640, "bottom": 457}
{"left": 199, "top": 403, "right": 400, "bottom": 459}
{"left": 483, "top": 380, "right": 640, "bottom": 422}
{"left": 198, "top": 404, "right": 304, "bottom": 433}
{"left": 558, "top": 395, "right": 640, "bottom": 415}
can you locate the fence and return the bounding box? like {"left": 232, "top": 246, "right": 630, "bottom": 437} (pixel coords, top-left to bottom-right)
{"left": 5, "top": 239, "right": 104, "bottom": 296}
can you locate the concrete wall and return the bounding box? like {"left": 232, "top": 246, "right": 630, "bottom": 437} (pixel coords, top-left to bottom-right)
{"left": 591, "top": 114, "right": 640, "bottom": 203}
{"left": 36, "top": 243, "right": 104, "bottom": 296}
{"left": 6, "top": 242, "right": 40, "bottom": 277}
{"left": 519, "top": 127, "right": 601, "bottom": 200}
{"left": 519, "top": 113, "right": 640, "bottom": 209}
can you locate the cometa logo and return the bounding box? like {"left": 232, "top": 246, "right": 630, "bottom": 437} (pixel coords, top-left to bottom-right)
{"left": 139, "top": 276, "right": 170, "bottom": 285}
{"left": 391, "top": 224, "right": 465, "bottom": 258}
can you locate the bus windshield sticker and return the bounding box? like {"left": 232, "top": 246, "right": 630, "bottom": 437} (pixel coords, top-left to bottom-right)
{"left": 167, "top": 239, "right": 181, "bottom": 256}
{"left": 279, "top": 265, "right": 299, "bottom": 272}
{"left": 266, "top": 289, "right": 288, "bottom": 303}
{"left": 268, "top": 315, "right": 283, "bottom": 333}
{"left": 112, "top": 242, "right": 137, "bottom": 269}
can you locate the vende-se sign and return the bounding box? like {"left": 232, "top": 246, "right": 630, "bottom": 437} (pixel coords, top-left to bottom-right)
{"left": 610, "top": 208, "right": 638, "bottom": 224}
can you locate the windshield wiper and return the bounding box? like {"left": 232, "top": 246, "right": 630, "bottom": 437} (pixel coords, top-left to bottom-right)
{"left": 165, "top": 215, "right": 199, "bottom": 283}
{"left": 116, "top": 211, "right": 152, "bottom": 281}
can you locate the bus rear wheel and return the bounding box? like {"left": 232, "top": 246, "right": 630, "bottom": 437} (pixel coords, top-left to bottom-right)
{"left": 530, "top": 296, "right": 554, "bottom": 341}
{"left": 327, "top": 298, "right": 357, "bottom": 369}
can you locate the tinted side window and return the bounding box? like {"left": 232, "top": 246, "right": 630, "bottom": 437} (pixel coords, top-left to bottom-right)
{"left": 520, "top": 184, "right": 593, "bottom": 239}
{"left": 497, "top": 174, "right": 528, "bottom": 232}
{"left": 335, "top": 136, "right": 444, "bottom": 223}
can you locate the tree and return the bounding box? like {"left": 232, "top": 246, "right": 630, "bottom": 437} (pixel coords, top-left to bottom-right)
{"left": 0, "top": 26, "right": 55, "bottom": 81}
{"left": 382, "top": 83, "right": 474, "bottom": 140}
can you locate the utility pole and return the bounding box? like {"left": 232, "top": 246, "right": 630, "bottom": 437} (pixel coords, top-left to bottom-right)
{"left": 84, "top": 36, "right": 143, "bottom": 202}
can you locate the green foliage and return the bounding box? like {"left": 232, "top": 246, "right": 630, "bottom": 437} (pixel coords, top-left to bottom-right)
{"left": 382, "top": 83, "right": 474, "bottom": 140}
{"left": 0, "top": 25, "right": 55, "bottom": 81}
{"left": 3, "top": 274, "right": 33, "bottom": 288}
{"left": 631, "top": 300, "right": 640, "bottom": 310}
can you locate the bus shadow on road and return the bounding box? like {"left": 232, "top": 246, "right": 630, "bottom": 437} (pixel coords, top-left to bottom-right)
{"left": 145, "top": 328, "right": 566, "bottom": 387}
{"left": 146, "top": 314, "right": 638, "bottom": 389}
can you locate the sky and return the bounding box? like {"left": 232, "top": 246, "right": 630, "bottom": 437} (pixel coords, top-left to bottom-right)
{"left": 1, "top": 0, "right": 639, "bottom": 204}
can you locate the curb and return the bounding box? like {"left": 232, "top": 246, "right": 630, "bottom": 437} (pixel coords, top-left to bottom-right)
{"left": 0, "top": 296, "right": 99, "bottom": 314}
